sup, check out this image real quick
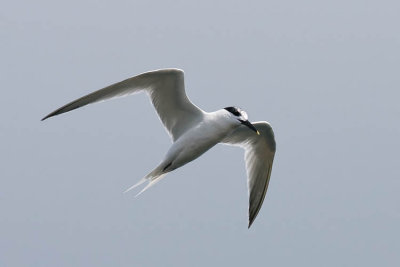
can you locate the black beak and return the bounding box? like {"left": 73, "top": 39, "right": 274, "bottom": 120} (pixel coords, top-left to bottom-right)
{"left": 240, "top": 120, "right": 260, "bottom": 135}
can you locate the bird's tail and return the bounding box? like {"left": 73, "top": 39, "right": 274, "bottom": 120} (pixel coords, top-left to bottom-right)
{"left": 124, "top": 165, "right": 167, "bottom": 196}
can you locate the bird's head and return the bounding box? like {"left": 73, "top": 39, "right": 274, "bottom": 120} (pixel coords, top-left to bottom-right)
{"left": 224, "top": 106, "right": 260, "bottom": 135}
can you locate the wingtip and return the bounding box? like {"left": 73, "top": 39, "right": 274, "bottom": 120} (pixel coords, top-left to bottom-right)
{"left": 248, "top": 219, "right": 254, "bottom": 229}
{"left": 41, "top": 112, "right": 56, "bottom": 121}
{"left": 248, "top": 211, "right": 258, "bottom": 228}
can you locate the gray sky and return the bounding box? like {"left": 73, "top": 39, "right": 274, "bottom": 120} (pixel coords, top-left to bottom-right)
{"left": 1, "top": 0, "right": 399, "bottom": 266}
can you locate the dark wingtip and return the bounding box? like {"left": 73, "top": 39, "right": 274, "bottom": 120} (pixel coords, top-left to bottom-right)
{"left": 248, "top": 218, "right": 255, "bottom": 229}
{"left": 41, "top": 114, "right": 53, "bottom": 121}
{"left": 41, "top": 107, "right": 67, "bottom": 121}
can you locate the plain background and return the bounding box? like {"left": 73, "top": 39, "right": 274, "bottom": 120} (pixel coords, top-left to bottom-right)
{"left": 1, "top": 0, "right": 399, "bottom": 266}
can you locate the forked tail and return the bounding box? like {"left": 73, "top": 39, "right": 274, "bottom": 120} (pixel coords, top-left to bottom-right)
{"left": 124, "top": 165, "right": 167, "bottom": 196}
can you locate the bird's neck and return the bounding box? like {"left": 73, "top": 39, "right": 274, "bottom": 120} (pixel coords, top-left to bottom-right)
{"left": 203, "top": 110, "right": 237, "bottom": 136}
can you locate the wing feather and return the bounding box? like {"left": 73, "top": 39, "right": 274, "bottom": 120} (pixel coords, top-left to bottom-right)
{"left": 222, "top": 121, "right": 276, "bottom": 228}
{"left": 42, "top": 69, "right": 204, "bottom": 141}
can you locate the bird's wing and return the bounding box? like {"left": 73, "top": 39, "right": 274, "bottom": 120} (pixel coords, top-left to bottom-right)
{"left": 42, "top": 69, "right": 204, "bottom": 141}
{"left": 221, "top": 121, "right": 276, "bottom": 228}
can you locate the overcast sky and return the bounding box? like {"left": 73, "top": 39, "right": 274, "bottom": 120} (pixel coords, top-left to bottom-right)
{"left": 1, "top": 0, "right": 399, "bottom": 266}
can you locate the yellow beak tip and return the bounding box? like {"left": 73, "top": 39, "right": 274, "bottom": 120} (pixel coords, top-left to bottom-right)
{"left": 256, "top": 130, "right": 260, "bottom": 135}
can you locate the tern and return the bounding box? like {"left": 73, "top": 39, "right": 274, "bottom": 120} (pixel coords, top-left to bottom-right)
{"left": 42, "top": 68, "right": 276, "bottom": 227}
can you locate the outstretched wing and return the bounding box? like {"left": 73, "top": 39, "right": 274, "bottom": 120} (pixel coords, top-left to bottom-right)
{"left": 42, "top": 69, "right": 204, "bottom": 141}
{"left": 222, "top": 121, "right": 276, "bottom": 228}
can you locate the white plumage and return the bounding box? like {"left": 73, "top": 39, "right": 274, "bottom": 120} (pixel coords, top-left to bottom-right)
{"left": 42, "top": 68, "right": 276, "bottom": 228}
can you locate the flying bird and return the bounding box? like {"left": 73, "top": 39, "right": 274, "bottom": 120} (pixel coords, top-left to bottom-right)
{"left": 42, "top": 69, "right": 276, "bottom": 228}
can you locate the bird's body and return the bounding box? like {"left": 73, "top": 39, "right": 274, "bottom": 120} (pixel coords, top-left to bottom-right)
{"left": 162, "top": 110, "right": 234, "bottom": 172}
{"left": 42, "top": 68, "right": 276, "bottom": 227}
